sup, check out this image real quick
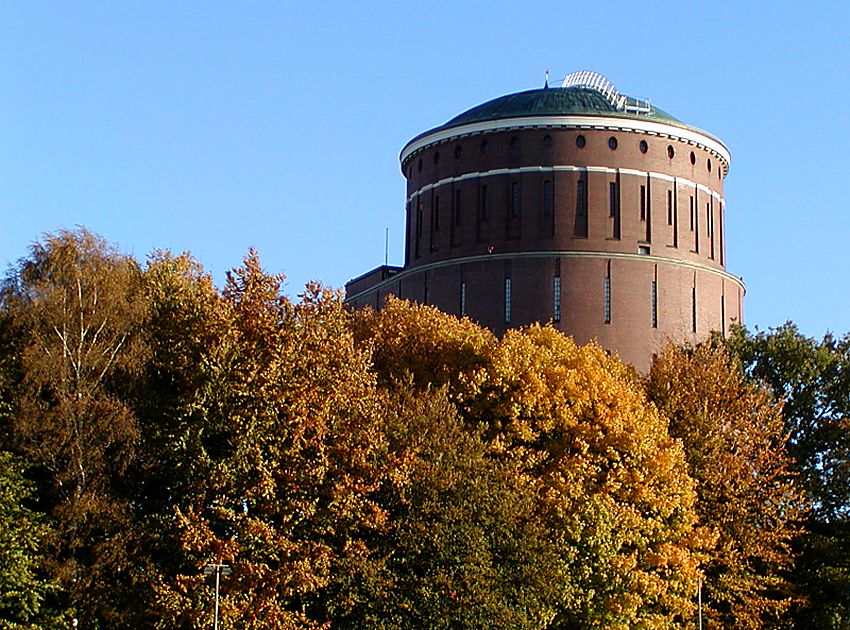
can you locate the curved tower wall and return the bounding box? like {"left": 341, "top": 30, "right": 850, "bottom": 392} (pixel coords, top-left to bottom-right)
{"left": 346, "top": 94, "right": 744, "bottom": 373}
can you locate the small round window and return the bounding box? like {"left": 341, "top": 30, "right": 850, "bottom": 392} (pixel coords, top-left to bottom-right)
{"left": 454, "top": 145, "right": 463, "bottom": 159}
{"left": 667, "top": 145, "right": 675, "bottom": 159}
{"left": 690, "top": 151, "right": 696, "bottom": 165}
{"left": 639, "top": 140, "right": 648, "bottom": 154}
{"left": 608, "top": 136, "right": 618, "bottom": 150}
{"left": 543, "top": 134, "right": 553, "bottom": 148}
{"left": 576, "top": 135, "right": 586, "bottom": 148}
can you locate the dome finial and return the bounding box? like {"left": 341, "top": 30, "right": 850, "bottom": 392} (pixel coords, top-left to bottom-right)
{"left": 544, "top": 68, "right": 549, "bottom": 89}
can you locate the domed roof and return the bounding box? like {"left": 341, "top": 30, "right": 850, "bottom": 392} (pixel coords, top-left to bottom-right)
{"left": 439, "top": 86, "right": 679, "bottom": 131}
{"left": 400, "top": 72, "right": 730, "bottom": 168}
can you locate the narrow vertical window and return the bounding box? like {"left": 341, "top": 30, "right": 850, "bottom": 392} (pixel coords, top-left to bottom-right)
{"left": 667, "top": 190, "right": 673, "bottom": 225}
{"left": 719, "top": 203, "right": 725, "bottom": 265}
{"left": 405, "top": 201, "right": 412, "bottom": 265}
{"left": 460, "top": 281, "right": 466, "bottom": 317}
{"left": 510, "top": 182, "right": 520, "bottom": 217}
{"left": 640, "top": 185, "right": 646, "bottom": 221}
{"left": 454, "top": 189, "right": 462, "bottom": 226}
{"left": 651, "top": 271, "right": 658, "bottom": 328}
{"left": 429, "top": 194, "right": 439, "bottom": 252}
{"left": 542, "top": 179, "right": 554, "bottom": 238}
{"left": 689, "top": 196, "right": 695, "bottom": 231}
{"left": 575, "top": 175, "right": 588, "bottom": 237}
{"left": 415, "top": 198, "right": 422, "bottom": 258}
{"left": 708, "top": 203, "right": 715, "bottom": 259}
{"left": 609, "top": 181, "right": 617, "bottom": 218}
{"left": 609, "top": 178, "right": 620, "bottom": 239}
{"left": 504, "top": 277, "right": 512, "bottom": 323}
{"left": 721, "top": 291, "right": 726, "bottom": 338}
{"left": 604, "top": 261, "right": 611, "bottom": 325}
{"left": 553, "top": 275, "right": 561, "bottom": 322}
{"left": 480, "top": 185, "right": 488, "bottom": 220}
{"left": 672, "top": 185, "right": 678, "bottom": 248}
{"left": 543, "top": 180, "right": 553, "bottom": 217}
{"left": 691, "top": 285, "right": 697, "bottom": 333}
{"left": 645, "top": 176, "right": 652, "bottom": 242}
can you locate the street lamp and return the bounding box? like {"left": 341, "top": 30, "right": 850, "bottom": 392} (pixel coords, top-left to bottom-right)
{"left": 204, "top": 562, "right": 232, "bottom": 630}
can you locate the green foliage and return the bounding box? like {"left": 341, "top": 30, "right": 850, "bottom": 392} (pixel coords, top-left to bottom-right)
{"left": 0, "top": 451, "right": 66, "bottom": 628}
{"left": 728, "top": 324, "right": 850, "bottom": 628}
{"left": 648, "top": 342, "right": 804, "bottom": 628}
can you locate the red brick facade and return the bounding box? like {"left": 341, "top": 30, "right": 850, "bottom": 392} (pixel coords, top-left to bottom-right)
{"left": 346, "top": 86, "right": 744, "bottom": 373}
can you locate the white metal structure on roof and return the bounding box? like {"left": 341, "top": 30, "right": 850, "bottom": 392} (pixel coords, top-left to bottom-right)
{"left": 562, "top": 70, "right": 652, "bottom": 115}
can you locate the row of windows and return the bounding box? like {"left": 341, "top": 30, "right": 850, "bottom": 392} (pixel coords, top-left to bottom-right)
{"left": 494, "top": 267, "right": 711, "bottom": 330}
{"left": 410, "top": 177, "right": 723, "bottom": 259}
{"left": 413, "top": 135, "right": 721, "bottom": 179}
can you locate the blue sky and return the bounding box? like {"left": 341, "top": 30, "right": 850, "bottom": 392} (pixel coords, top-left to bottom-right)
{"left": 2, "top": 1, "right": 848, "bottom": 338}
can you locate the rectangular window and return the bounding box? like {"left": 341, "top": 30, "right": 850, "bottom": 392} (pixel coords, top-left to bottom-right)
{"left": 575, "top": 176, "right": 588, "bottom": 237}
{"left": 639, "top": 245, "right": 650, "bottom": 255}
{"left": 609, "top": 179, "right": 620, "bottom": 239}
{"left": 692, "top": 286, "right": 697, "bottom": 333}
{"left": 604, "top": 276, "right": 611, "bottom": 325}
{"left": 480, "top": 185, "right": 489, "bottom": 220}
{"left": 553, "top": 275, "right": 561, "bottom": 322}
{"left": 510, "top": 182, "right": 520, "bottom": 218}
{"left": 433, "top": 195, "right": 440, "bottom": 230}
{"left": 543, "top": 180, "right": 553, "bottom": 217}
{"left": 460, "top": 281, "right": 466, "bottom": 317}
{"left": 504, "top": 277, "right": 512, "bottom": 323}
{"left": 651, "top": 280, "right": 658, "bottom": 328}
{"left": 415, "top": 199, "right": 422, "bottom": 259}
{"left": 640, "top": 185, "right": 646, "bottom": 221}
{"left": 667, "top": 190, "right": 673, "bottom": 226}
{"left": 689, "top": 196, "right": 695, "bottom": 231}
{"left": 454, "top": 189, "right": 462, "bottom": 226}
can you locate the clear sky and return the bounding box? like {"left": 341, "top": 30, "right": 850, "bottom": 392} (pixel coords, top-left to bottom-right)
{"left": 2, "top": 1, "right": 848, "bottom": 338}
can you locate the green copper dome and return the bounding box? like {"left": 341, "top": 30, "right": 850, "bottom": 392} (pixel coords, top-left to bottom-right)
{"left": 438, "top": 86, "right": 680, "bottom": 132}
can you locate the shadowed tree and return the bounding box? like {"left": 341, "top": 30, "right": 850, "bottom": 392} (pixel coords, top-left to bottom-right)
{"left": 648, "top": 342, "right": 805, "bottom": 628}
{"left": 0, "top": 228, "right": 149, "bottom": 626}
{"left": 729, "top": 323, "right": 850, "bottom": 628}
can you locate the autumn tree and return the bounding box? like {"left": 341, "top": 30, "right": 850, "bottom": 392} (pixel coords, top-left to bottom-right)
{"left": 648, "top": 342, "right": 804, "bottom": 628}
{"left": 729, "top": 323, "right": 850, "bottom": 628}
{"left": 356, "top": 300, "right": 704, "bottom": 628}
{"left": 0, "top": 229, "right": 149, "bottom": 626}
{"left": 151, "top": 253, "right": 387, "bottom": 628}
{"left": 351, "top": 296, "right": 495, "bottom": 397}
{"left": 339, "top": 386, "right": 561, "bottom": 629}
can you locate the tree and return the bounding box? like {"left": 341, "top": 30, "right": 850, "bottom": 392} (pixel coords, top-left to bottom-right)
{"left": 648, "top": 342, "right": 804, "bottom": 628}
{"left": 477, "top": 326, "right": 703, "bottom": 629}
{"left": 0, "top": 450, "right": 66, "bottom": 628}
{"left": 151, "top": 254, "right": 388, "bottom": 628}
{"left": 341, "top": 386, "right": 561, "bottom": 629}
{"left": 0, "top": 228, "right": 149, "bottom": 626}
{"left": 356, "top": 301, "right": 704, "bottom": 628}
{"left": 729, "top": 323, "right": 850, "bottom": 628}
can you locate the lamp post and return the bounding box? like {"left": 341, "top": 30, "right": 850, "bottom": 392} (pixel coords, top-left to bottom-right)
{"left": 204, "top": 562, "right": 232, "bottom": 630}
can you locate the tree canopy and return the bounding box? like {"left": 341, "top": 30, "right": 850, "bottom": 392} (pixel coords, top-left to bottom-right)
{"left": 0, "top": 229, "right": 825, "bottom": 628}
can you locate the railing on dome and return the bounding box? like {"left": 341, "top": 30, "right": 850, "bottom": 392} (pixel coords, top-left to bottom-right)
{"left": 561, "top": 70, "right": 653, "bottom": 115}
